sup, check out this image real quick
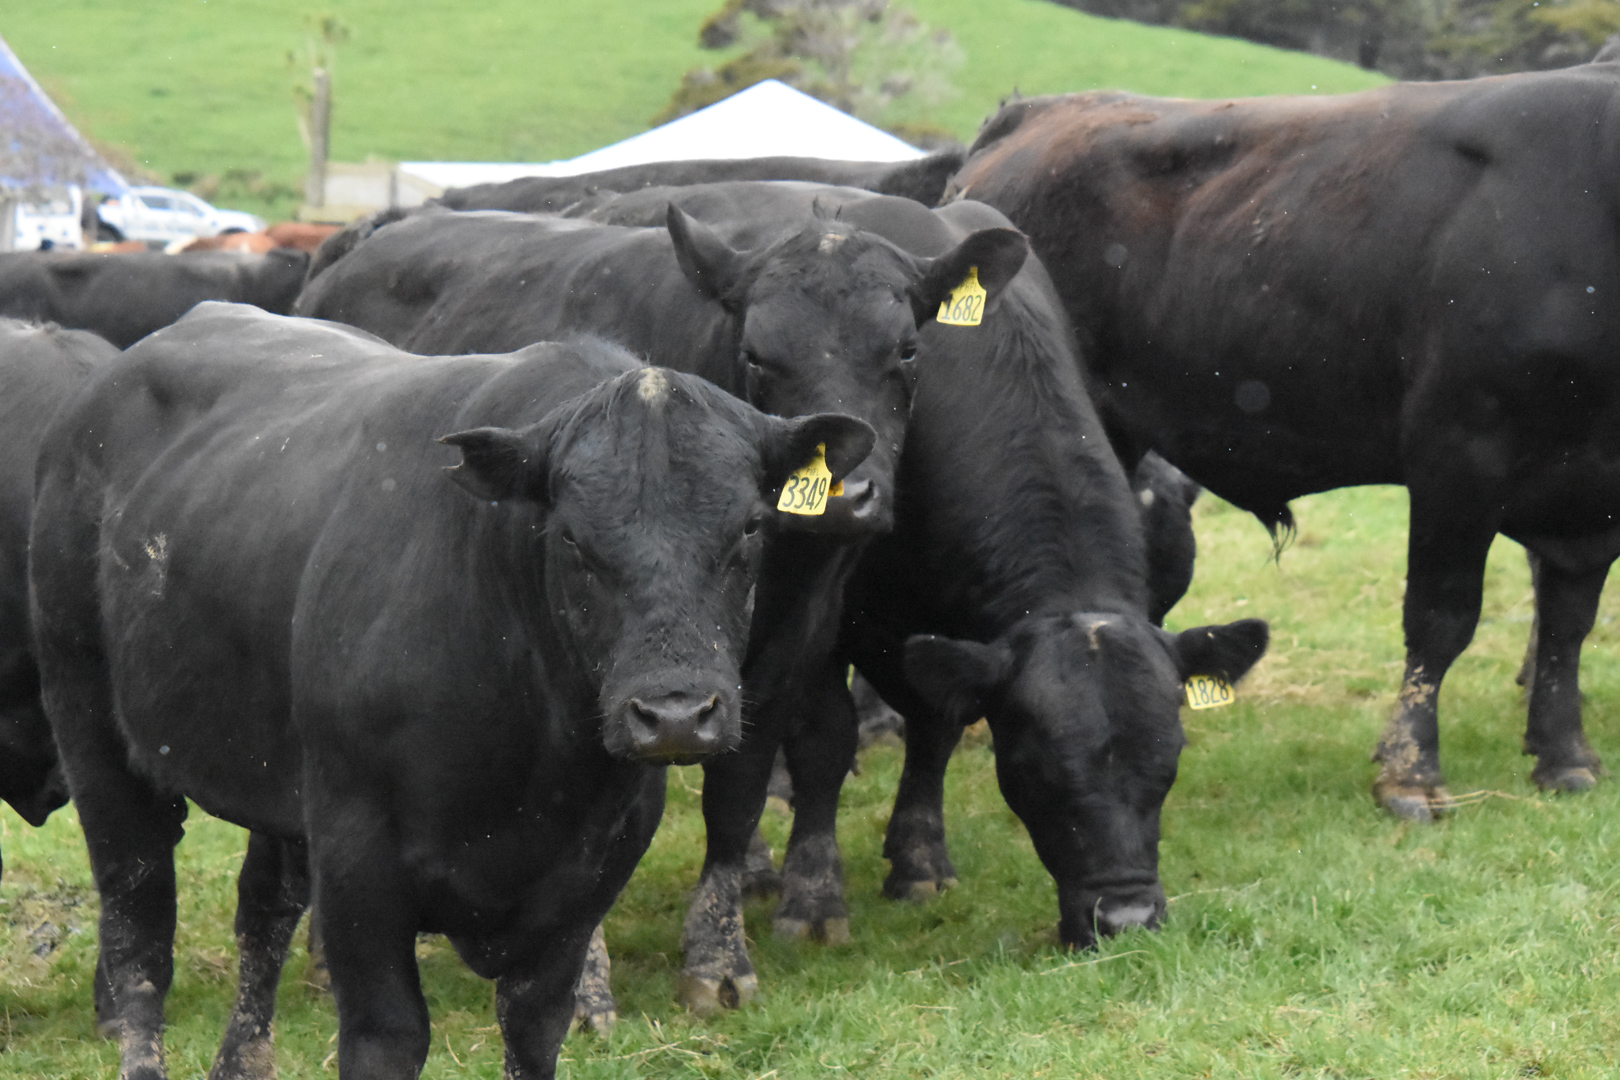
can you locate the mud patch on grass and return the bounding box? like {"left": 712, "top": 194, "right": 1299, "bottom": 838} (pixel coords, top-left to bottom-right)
{"left": 3, "top": 881, "right": 94, "bottom": 962}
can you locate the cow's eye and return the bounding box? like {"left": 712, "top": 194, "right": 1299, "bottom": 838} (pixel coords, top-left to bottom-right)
{"left": 899, "top": 343, "right": 918, "bottom": 365}
{"left": 742, "top": 513, "right": 764, "bottom": 538}
{"left": 741, "top": 349, "right": 765, "bottom": 374}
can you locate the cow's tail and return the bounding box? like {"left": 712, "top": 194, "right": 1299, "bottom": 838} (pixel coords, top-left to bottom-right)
{"left": 1259, "top": 504, "right": 1296, "bottom": 563}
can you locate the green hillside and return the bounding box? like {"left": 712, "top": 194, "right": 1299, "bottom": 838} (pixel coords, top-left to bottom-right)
{"left": 6, "top": 1, "right": 1386, "bottom": 219}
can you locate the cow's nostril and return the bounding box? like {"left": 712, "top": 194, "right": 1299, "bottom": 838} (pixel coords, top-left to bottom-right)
{"left": 842, "top": 479, "right": 879, "bottom": 515}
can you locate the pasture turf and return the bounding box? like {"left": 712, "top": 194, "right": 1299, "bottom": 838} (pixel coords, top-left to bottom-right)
{"left": 6, "top": 484, "right": 1620, "bottom": 1077}
{"left": 5, "top": 1, "right": 1385, "bottom": 222}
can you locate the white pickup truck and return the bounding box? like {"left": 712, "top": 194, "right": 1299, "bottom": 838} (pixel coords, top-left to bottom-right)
{"left": 96, "top": 186, "right": 265, "bottom": 244}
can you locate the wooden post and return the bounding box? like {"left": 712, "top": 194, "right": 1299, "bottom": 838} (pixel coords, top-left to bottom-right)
{"left": 305, "top": 67, "right": 331, "bottom": 209}
{"left": 0, "top": 195, "right": 16, "bottom": 252}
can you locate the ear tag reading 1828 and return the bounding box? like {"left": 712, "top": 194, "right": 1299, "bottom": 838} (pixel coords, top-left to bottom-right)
{"left": 777, "top": 442, "right": 836, "bottom": 515}
{"left": 937, "top": 265, "right": 987, "bottom": 327}
{"left": 1184, "top": 674, "right": 1235, "bottom": 710}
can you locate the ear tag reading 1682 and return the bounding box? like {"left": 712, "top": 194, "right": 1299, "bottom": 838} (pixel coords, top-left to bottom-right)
{"left": 777, "top": 442, "right": 841, "bottom": 515}
{"left": 1184, "top": 674, "right": 1235, "bottom": 710}
{"left": 937, "top": 265, "right": 987, "bottom": 327}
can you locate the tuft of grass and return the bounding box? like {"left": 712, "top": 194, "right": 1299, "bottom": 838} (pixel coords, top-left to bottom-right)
{"left": 8, "top": 483, "right": 1620, "bottom": 1077}
{"left": 6, "top": 1, "right": 1385, "bottom": 221}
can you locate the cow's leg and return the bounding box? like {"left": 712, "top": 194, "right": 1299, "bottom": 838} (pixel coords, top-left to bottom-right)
{"left": 570, "top": 923, "right": 615, "bottom": 1034}
{"left": 772, "top": 661, "right": 858, "bottom": 943}
{"left": 46, "top": 661, "right": 187, "bottom": 1080}
{"left": 1523, "top": 557, "right": 1609, "bottom": 791}
{"left": 1373, "top": 497, "right": 1496, "bottom": 820}
{"left": 493, "top": 925, "right": 597, "bottom": 1080}
{"left": 851, "top": 648, "right": 964, "bottom": 901}
{"left": 883, "top": 706, "right": 965, "bottom": 900}
{"left": 310, "top": 811, "right": 429, "bottom": 1080}
{"left": 1516, "top": 551, "right": 1543, "bottom": 689}
{"left": 679, "top": 739, "right": 778, "bottom": 1014}
{"left": 209, "top": 832, "right": 311, "bottom": 1080}
{"left": 492, "top": 777, "right": 663, "bottom": 1077}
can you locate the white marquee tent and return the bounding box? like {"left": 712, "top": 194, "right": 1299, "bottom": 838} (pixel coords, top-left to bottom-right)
{"left": 391, "top": 79, "right": 924, "bottom": 200}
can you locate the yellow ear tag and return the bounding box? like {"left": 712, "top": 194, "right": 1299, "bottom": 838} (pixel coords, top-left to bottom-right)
{"left": 1184, "top": 674, "right": 1235, "bottom": 710}
{"left": 937, "top": 265, "right": 987, "bottom": 327}
{"left": 777, "top": 442, "right": 834, "bottom": 515}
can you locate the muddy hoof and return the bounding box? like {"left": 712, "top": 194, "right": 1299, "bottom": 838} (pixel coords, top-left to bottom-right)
{"left": 1373, "top": 781, "right": 1450, "bottom": 821}
{"left": 772, "top": 915, "right": 851, "bottom": 944}
{"left": 573, "top": 1006, "right": 617, "bottom": 1035}
{"left": 882, "top": 875, "right": 958, "bottom": 903}
{"left": 1534, "top": 764, "right": 1600, "bottom": 792}
{"left": 677, "top": 971, "right": 758, "bottom": 1016}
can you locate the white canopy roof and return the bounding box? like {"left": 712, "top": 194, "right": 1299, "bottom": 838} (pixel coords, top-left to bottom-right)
{"left": 398, "top": 79, "right": 923, "bottom": 192}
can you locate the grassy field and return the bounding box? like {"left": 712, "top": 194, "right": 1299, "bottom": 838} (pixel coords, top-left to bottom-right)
{"left": 6, "top": 484, "right": 1620, "bottom": 1079}
{"left": 5, "top": 1, "right": 1387, "bottom": 221}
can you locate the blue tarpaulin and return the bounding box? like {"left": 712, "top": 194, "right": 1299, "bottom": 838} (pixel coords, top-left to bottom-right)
{"left": 0, "top": 34, "right": 127, "bottom": 195}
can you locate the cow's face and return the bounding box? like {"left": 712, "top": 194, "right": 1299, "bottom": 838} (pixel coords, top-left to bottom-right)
{"left": 668, "top": 207, "right": 1027, "bottom": 536}
{"left": 442, "top": 368, "right": 874, "bottom": 765}
{"left": 906, "top": 614, "right": 1267, "bottom": 949}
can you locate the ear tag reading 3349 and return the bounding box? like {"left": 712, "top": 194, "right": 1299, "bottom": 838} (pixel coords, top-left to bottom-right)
{"left": 777, "top": 442, "right": 841, "bottom": 515}
{"left": 1184, "top": 674, "right": 1235, "bottom": 710}
{"left": 937, "top": 265, "right": 987, "bottom": 327}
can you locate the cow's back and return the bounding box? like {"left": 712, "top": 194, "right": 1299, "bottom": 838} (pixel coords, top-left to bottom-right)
{"left": 950, "top": 67, "right": 1620, "bottom": 523}
{"left": 0, "top": 250, "right": 311, "bottom": 348}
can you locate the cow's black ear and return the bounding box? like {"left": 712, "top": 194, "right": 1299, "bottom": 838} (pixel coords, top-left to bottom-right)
{"left": 1163, "top": 618, "right": 1269, "bottom": 683}
{"left": 667, "top": 204, "right": 747, "bottom": 308}
{"left": 904, "top": 634, "right": 1013, "bottom": 722}
{"left": 910, "top": 227, "right": 1028, "bottom": 324}
{"left": 439, "top": 426, "right": 545, "bottom": 503}
{"left": 763, "top": 412, "right": 876, "bottom": 488}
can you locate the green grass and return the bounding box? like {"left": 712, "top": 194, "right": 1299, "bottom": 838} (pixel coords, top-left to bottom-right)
{"left": 8, "top": 484, "right": 1620, "bottom": 1078}
{"left": 5, "top": 1, "right": 1386, "bottom": 221}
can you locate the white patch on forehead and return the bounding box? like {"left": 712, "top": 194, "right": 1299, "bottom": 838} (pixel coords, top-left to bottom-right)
{"left": 818, "top": 232, "right": 847, "bottom": 253}
{"left": 1083, "top": 618, "right": 1111, "bottom": 651}
{"left": 638, "top": 368, "right": 669, "bottom": 402}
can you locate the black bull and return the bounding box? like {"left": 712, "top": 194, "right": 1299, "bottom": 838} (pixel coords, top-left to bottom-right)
{"left": 27, "top": 302, "right": 873, "bottom": 1080}
{"left": 949, "top": 64, "right": 1620, "bottom": 820}
{"left": 295, "top": 204, "right": 1030, "bottom": 1012}
{"left": 578, "top": 182, "right": 1266, "bottom": 975}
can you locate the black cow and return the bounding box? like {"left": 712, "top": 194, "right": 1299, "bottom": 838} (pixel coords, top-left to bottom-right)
{"left": 0, "top": 319, "right": 118, "bottom": 877}
{"left": 29, "top": 301, "right": 874, "bottom": 1080}
{"left": 296, "top": 204, "right": 1026, "bottom": 1015}
{"left": 948, "top": 66, "right": 1620, "bottom": 819}
{"left": 0, "top": 249, "right": 309, "bottom": 348}
{"left": 433, "top": 147, "right": 965, "bottom": 215}
{"left": 580, "top": 183, "right": 1265, "bottom": 974}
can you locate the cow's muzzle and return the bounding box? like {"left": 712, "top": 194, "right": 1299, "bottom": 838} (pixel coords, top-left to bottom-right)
{"left": 1059, "top": 879, "right": 1167, "bottom": 950}
{"left": 620, "top": 692, "right": 729, "bottom": 765}
{"left": 780, "top": 474, "right": 892, "bottom": 537}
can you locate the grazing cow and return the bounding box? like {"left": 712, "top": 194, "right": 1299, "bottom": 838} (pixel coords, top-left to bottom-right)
{"left": 433, "top": 147, "right": 966, "bottom": 215}
{"left": 582, "top": 182, "right": 1266, "bottom": 971}
{"left": 0, "top": 320, "right": 118, "bottom": 877}
{"left": 947, "top": 65, "right": 1620, "bottom": 818}
{"left": 296, "top": 203, "right": 1027, "bottom": 1014}
{"left": 29, "top": 301, "right": 874, "bottom": 1080}
{"left": 0, "top": 249, "right": 309, "bottom": 348}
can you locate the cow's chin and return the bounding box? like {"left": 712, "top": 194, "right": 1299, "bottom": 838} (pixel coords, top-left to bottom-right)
{"left": 599, "top": 679, "right": 741, "bottom": 765}
{"left": 1056, "top": 878, "right": 1167, "bottom": 951}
